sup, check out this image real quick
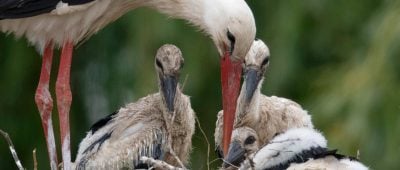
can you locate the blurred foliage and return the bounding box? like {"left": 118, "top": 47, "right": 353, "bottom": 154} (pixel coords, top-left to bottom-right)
{"left": 1, "top": 0, "right": 400, "bottom": 169}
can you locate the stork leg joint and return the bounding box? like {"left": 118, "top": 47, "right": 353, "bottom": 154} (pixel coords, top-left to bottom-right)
{"left": 35, "top": 87, "right": 53, "bottom": 118}
{"left": 55, "top": 83, "right": 72, "bottom": 106}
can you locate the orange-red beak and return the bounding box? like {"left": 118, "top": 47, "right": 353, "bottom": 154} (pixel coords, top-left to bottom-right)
{"left": 221, "top": 51, "right": 242, "bottom": 156}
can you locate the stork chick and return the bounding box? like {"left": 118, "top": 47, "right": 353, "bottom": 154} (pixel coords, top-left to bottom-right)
{"left": 74, "top": 44, "right": 195, "bottom": 169}
{"left": 227, "top": 127, "right": 368, "bottom": 170}
{"left": 215, "top": 39, "right": 313, "bottom": 157}
{"left": 223, "top": 127, "right": 260, "bottom": 170}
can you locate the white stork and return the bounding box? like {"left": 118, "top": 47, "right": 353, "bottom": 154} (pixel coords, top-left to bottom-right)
{"left": 215, "top": 39, "right": 313, "bottom": 157}
{"left": 0, "top": 0, "right": 256, "bottom": 169}
{"left": 74, "top": 44, "right": 195, "bottom": 169}
{"left": 225, "top": 127, "right": 368, "bottom": 170}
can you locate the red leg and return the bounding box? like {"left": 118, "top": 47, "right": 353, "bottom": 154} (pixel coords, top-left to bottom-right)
{"left": 56, "top": 41, "right": 73, "bottom": 170}
{"left": 35, "top": 42, "right": 58, "bottom": 170}
{"left": 221, "top": 51, "right": 242, "bottom": 156}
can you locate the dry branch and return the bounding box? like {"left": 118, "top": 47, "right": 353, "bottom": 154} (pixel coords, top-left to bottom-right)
{"left": 140, "top": 156, "right": 184, "bottom": 170}
{"left": 0, "top": 129, "right": 24, "bottom": 170}
{"left": 195, "top": 116, "right": 211, "bottom": 170}
{"left": 33, "top": 149, "right": 38, "bottom": 170}
{"left": 180, "top": 74, "right": 189, "bottom": 92}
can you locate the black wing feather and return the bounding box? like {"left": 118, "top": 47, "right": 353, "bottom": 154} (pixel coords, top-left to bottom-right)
{"left": 89, "top": 111, "right": 118, "bottom": 134}
{"left": 264, "top": 147, "right": 359, "bottom": 170}
{"left": 0, "top": 0, "right": 94, "bottom": 19}
{"left": 134, "top": 132, "right": 166, "bottom": 168}
{"left": 63, "top": 0, "right": 94, "bottom": 5}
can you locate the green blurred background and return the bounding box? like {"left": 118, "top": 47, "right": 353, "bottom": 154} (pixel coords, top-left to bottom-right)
{"left": 1, "top": 0, "right": 400, "bottom": 169}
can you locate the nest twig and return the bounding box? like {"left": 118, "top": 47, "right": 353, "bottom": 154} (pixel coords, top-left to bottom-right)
{"left": 140, "top": 156, "right": 184, "bottom": 170}
{"left": 0, "top": 129, "right": 24, "bottom": 170}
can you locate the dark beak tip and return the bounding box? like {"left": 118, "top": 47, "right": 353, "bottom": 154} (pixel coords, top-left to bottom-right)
{"left": 224, "top": 142, "right": 246, "bottom": 168}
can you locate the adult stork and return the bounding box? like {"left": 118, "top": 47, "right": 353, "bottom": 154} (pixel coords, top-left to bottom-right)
{"left": 0, "top": 0, "right": 256, "bottom": 169}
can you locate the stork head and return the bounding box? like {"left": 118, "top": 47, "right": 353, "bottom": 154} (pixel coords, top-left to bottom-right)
{"left": 204, "top": 0, "right": 256, "bottom": 61}
{"left": 243, "top": 39, "right": 270, "bottom": 104}
{"left": 224, "top": 127, "right": 259, "bottom": 168}
{"left": 155, "top": 44, "right": 184, "bottom": 113}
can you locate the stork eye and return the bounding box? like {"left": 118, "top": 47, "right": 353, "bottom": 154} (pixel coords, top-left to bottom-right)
{"left": 227, "top": 30, "right": 236, "bottom": 55}
{"left": 156, "top": 59, "right": 163, "bottom": 70}
{"left": 244, "top": 136, "right": 256, "bottom": 145}
{"left": 261, "top": 57, "right": 269, "bottom": 66}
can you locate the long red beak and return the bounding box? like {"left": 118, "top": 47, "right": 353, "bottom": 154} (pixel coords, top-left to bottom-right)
{"left": 221, "top": 51, "right": 242, "bottom": 156}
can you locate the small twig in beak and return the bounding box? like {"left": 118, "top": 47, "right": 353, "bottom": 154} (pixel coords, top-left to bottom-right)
{"left": 220, "top": 158, "right": 240, "bottom": 169}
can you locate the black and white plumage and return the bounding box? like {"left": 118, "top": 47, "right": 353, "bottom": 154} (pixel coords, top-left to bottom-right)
{"left": 230, "top": 127, "right": 368, "bottom": 170}
{"left": 74, "top": 44, "right": 195, "bottom": 169}
{"left": 0, "top": 0, "right": 94, "bottom": 19}
{"left": 215, "top": 40, "right": 314, "bottom": 157}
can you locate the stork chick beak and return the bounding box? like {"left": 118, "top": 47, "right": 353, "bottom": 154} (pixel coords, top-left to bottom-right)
{"left": 223, "top": 141, "right": 246, "bottom": 168}
{"left": 221, "top": 51, "right": 243, "bottom": 156}
{"left": 244, "top": 68, "right": 262, "bottom": 104}
{"left": 161, "top": 75, "right": 178, "bottom": 112}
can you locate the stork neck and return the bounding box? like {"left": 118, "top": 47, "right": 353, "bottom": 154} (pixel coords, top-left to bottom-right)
{"left": 143, "top": 0, "right": 205, "bottom": 29}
